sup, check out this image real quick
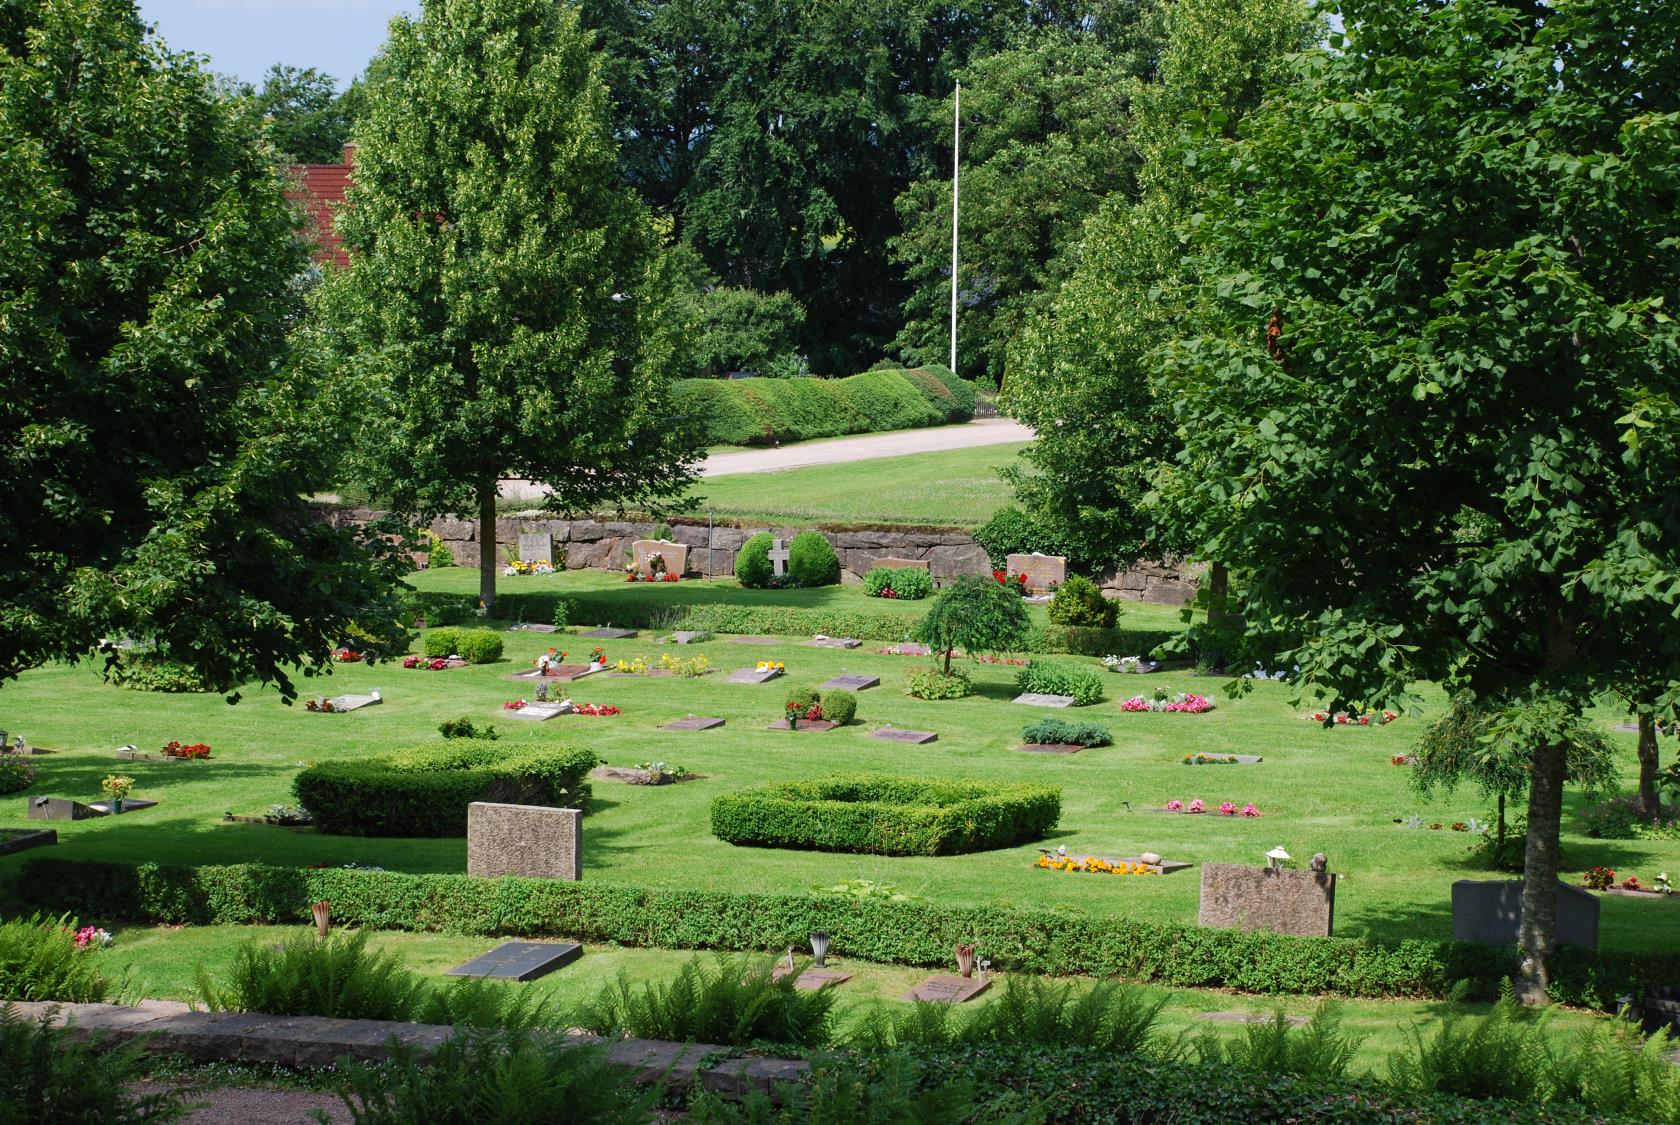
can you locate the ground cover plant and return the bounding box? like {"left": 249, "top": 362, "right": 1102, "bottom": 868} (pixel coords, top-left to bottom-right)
{"left": 1016, "top": 660, "right": 1105, "bottom": 705}
{"left": 1020, "top": 717, "right": 1112, "bottom": 748}
{"left": 863, "top": 566, "right": 934, "bottom": 601}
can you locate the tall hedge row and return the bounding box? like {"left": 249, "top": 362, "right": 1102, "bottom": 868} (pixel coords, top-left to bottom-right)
{"left": 674, "top": 366, "right": 974, "bottom": 446}
{"left": 13, "top": 858, "right": 1675, "bottom": 1009}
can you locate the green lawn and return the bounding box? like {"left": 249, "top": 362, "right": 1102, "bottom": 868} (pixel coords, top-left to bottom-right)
{"left": 667, "top": 442, "right": 1031, "bottom": 527}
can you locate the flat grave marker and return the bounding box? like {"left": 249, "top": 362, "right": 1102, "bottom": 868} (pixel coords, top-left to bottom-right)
{"left": 1015, "top": 742, "right": 1083, "bottom": 754}
{"left": 820, "top": 674, "right": 879, "bottom": 692}
{"left": 879, "top": 643, "right": 932, "bottom": 656}
{"left": 511, "top": 622, "right": 561, "bottom": 634}
{"left": 767, "top": 719, "right": 838, "bottom": 733}
{"left": 1038, "top": 849, "right": 1191, "bottom": 875}
{"left": 517, "top": 532, "right": 554, "bottom": 566}
{"left": 592, "top": 765, "right": 695, "bottom": 786}
{"left": 660, "top": 716, "right": 725, "bottom": 732}
{"left": 901, "top": 974, "right": 991, "bottom": 1004}
{"left": 771, "top": 966, "right": 852, "bottom": 991}
{"left": 666, "top": 631, "right": 705, "bottom": 645}
{"left": 870, "top": 728, "right": 938, "bottom": 745}
{"left": 1184, "top": 753, "right": 1264, "bottom": 765}
{"left": 806, "top": 636, "right": 861, "bottom": 649}
{"left": 0, "top": 828, "right": 57, "bottom": 859}
{"left": 581, "top": 627, "right": 638, "bottom": 640}
{"left": 504, "top": 702, "right": 572, "bottom": 722}
{"left": 507, "top": 664, "right": 596, "bottom": 684}
{"left": 1012, "top": 692, "right": 1076, "bottom": 708}
{"left": 86, "top": 798, "right": 157, "bottom": 816}
{"left": 1202, "top": 1011, "right": 1308, "bottom": 1027}
{"left": 725, "top": 667, "right": 782, "bottom": 685}
{"left": 444, "top": 941, "right": 582, "bottom": 982}
{"left": 326, "top": 693, "right": 381, "bottom": 712}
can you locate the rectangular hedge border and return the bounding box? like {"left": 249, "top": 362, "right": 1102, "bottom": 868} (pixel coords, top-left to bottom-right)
{"left": 13, "top": 858, "right": 1672, "bottom": 1008}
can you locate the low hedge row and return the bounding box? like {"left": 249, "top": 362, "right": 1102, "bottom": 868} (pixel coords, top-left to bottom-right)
{"left": 1017, "top": 660, "right": 1106, "bottom": 705}
{"left": 420, "top": 628, "right": 503, "bottom": 663}
{"left": 293, "top": 740, "right": 596, "bottom": 837}
{"left": 709, "top": 774, "right": 1061, "bottom": 856}
{"left": 12, "top": 858, "right": 1676, "bottom": 1008}
{"left": 674, "top": 366, "right": 973, "bottom": 446}
{"left": 863, "top": 567, "right": 934, "bottom": 600}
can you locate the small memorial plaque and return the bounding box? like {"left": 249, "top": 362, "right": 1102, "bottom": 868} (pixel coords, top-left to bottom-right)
{"left": 86, "top": 798, "right": 158, "bottom": 816}
{"left": 582, "top": 627, "right": 638, "bottom": 640}
{"left": 507, "top": 664, "right": 596, "bottom": 683}
{"left": 806, "top": 636, "right": 861, "bottom": 649}
{"left": 517, "top": 532, "right": 554, "bottom": 566}
{"left": 901, "top": 974, "right": 991, "bottom": 1004}
{"left": 767, "top": 719, "right": 837, "bottom": 733}
{"left": 1015, "top": 742, "right": 1083, "bottom": 755}
{"left": 327, "top": 694, "right": 382, "bottom": 712}
{"left": 820, "top": 674, "right": 879, "bottom": 692}
{"left": 669, "top": 631, "right": 705, "bottom": 645}
{"left": 1012, "top": 693, "right": 1076, "bottom": 708}
{"left": 726, "top": 635, "right": 781, "bottom": 645}
{"left": 881, "top": 643, "right": 932, "bottom": 656}
{"left": 504, "top": 702, "right": 571, "bottom": 721}
{"left": 513, "top": 622, "right": 560, "bottom": 634}
{"left": 660, "top": 716, "right": 725, "bottom": 732}
{"left": 870, "top": 728, "right": 937, "bottom": 745}
{"left": 1202, "top": 1010, "right": 1308, "bottom": 1027}
{"left": 771, "top": 965, "right": 852, "bottom": 990}
{"left": 725, "top": 667, "right": 782, "bottom": 685}
{"left": 444, "top": 941, "right": 581, "bottom": 982}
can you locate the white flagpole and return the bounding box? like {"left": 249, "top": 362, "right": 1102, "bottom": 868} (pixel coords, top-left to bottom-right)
{"left": 949, "top": 80, "right": 960, "bottom": 376}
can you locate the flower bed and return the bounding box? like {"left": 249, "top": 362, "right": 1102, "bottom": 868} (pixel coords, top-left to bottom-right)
{"left": 1307, "top": 709, "right": 1399, "bottom": 726}
{"left": 1122, "top": 692, "right": 1214, "bottom": 713}
{"left": 1180, "top": 753, "right": 1236, "bottom": 766}
{"left": 1164, "top": 798, "right": 1260, "bottom": 817}
{"left": 1036, "top": 854, "right": 1159, "bottom": 876}
{"left": 403, "top": 655, "right": 461, "bottom": 671}
{"left": 160, "top": 741, "right": 211, "bottom": 760}
{"left": 504, "top": 560, "right": 556, "bottom": 576}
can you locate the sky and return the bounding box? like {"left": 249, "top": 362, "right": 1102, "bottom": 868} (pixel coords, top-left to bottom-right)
{"left": 137, "top": 0, "right": 415, "bottom": 87}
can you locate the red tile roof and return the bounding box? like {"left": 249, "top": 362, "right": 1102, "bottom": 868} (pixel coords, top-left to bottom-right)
{"left": 285, "top": 144, "right": 355, "bottom": 268}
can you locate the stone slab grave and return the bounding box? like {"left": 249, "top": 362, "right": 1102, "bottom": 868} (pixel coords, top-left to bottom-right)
{"left": 1451, "top": 879, "right": 1599, "bottom": 951}
{"left": 0, "top": 828, "right": 57, "bottom": 859}
{"left": 901, "top": 975, "right": 991, "bottom": 1004}
{"left": 517, "top": 532, "right": 554, "bottom": 566}
{"left": 820, "top": 674, "right": 879, "bottom": 692}
{"left": 664, "top": 631, "right": 706, "bottom": 645}
{"left": 467, "top": 802, "right": 581, "bottom": 881}
{"left": 1113, "top": 659, "right": 1163, "bottom": 674}
{"left": 767, "top": 719, "right": 838, "bottom": 733}
{"left": 806, "top": 636, "right": 861, "bottom": 649}
{"left": 1198, "top": 863, "right": 1337, "bottom": 938}
{"left": 771, "top": 966, "right": 852, "bottom": 991}
{"left": 27, "top": 797, "right": 98, "bottom": 822}
{"left": 510, "top": 622, "right": 561, "bottom": 634}
{"left": 592, "top": 765, "right": 696, "bottom": 786}
{"left": 632, "top": 539, "right": 688, "bottom": 578}
{"left": 869, "top": 727, "right": 937, "bottom": 745}
{"left": 507, "top": 665, "right": 596, "bottom": 684}
{"left": 444, "top": 941, "right": 581, "bottom": 982}
{"left": 725, "top": 667, "right": 782, "bottom": 685}
{"left": 1187, "top": 753, "right": 1264, "bottom": 765}
{"left": 1016, "top": 742, "right": 1084, "bottom": 754}
{"left": 660, "top": 716, "right": 725, "bottom": 732}
{"left": 582, "top": 627, "right": 638, "bottom": 640}
{"left": 879, "top": 643, "right": 932, "bottom": 657}
{"left": 871, "top": 556, "right": 930, "bottom": 572}
{"left": 1005, "top": 552, "right": 1067, "bottom": 594}
{"left": 503, "top": 702, "right": 572, "bottom": 722}
{"left": 88, "top": 799, "right": 158, "bottom": 816}
{"left": 1039, "top": 848, "right": 1190, "bottom": 875}
{"left": 1013, "top": 693, "right": 1076, "bottom": 708}
{"left": 726, "top": 635, "right": 781, "bottom": 645}
{"left": 326, "top": 694, "right": 381, "bottom": 713}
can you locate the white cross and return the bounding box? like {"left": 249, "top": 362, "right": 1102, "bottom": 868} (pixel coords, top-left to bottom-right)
{"left": 768, "top": 538, "right": 790, "bottom": 577}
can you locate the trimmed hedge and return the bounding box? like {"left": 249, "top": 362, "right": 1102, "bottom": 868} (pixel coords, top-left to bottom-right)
{"left": 1021, "top": 717, "right": 1113, "bottom": 748}
{"left": 673, "top": 367, "right": 973, "bottom": 447}
{"left": 863, "top": 566, "right": 934, "bottom": 600}
{"left": 421, "top": 628, "right": 503, "bottom": 663}
{"left": 735, "top": 533, "right": 775, "bottom": 588}
{"left": 293, "top": 740, "right": 596, "bottom": 837}
{"left": 786, "top": 531, "right": 839, "bottom": 587}
{"left": 14, "top": 857, "right": 1680, "bottom": 1008}
{"left": 1017, "top": 660, "right": 1105, "bottom": 705}
{"left": 710, "top": 774, "right": 1061, "bottom": 856}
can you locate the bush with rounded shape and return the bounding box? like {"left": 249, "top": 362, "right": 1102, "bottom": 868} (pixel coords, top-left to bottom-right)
{"left": 974, "top": 506, "right": 1038, "bottom": 570}
{"left": 452, "top": 630, "right": 503, "bottom": 664}
{"left": 0, "top": 757, "right": 38, "bottom": 796}
{"left": 735, "top": 532, "right": 775, "bottom": 588}
{"left": 427, "top": 540, "right": 456, "bottom": 569}
{"left": 787, "top": 531, "right": 839, "bottom": 588}
{"left": 108, "top": 654, "right": 218, "bottom": 693}
{"left": 907, "top": 667, "right": 974, "bottom": 700}
{"left": 820, "top": 689, "right": 857, "bottom": 726}
{"left": 422, "top": 627, "right": 463, "bottom": 659}
{"left": 863, "top": 566, "right": 933, "bottom": 600}
{"left": 1016, "top": 661, "right": 1105, "bottom": 706}
{"left": 1047, "top": 575, "right": 1118, "bottom": 628}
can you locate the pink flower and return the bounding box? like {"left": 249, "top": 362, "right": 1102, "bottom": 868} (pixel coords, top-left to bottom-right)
{"left": 1219, "top": 801, "right": 1237, "bottom": 816}
{"left": 1241, "top": 803, "right": 1260, "bottom": 818}
{"left": 1187, "top": 799, "right": 1205, "bottom": 814}
{"left": 1122, "top": 697, "right": 1149, "bottom": 712}
{"left": 1167, "top": 799, "right": 1184, "bottom": 812}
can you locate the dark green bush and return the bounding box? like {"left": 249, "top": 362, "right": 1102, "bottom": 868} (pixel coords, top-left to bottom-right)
{"left": 671, "top": 368, "right": 971, "bottom": 447}
{"left": 736, "top": 532, "right": 776, "bottom": 588}
{"left": 1191, "top": 1005, "right": 1359, "bottom": 1081}
{"left": 1021, "top": 718, "right": 1112, "bottom": 748}
{"left": 580, "top": 955, "right": 835, "bottom": 1047}
{"left": 1046, "top": 575, "right": 1118, "bottom": 628}
{"left": 0, "top": 1008, "right": 189, "bottom": 1123}
{"left": 906, "top": 666, "right": 974, "bottom": 699}
{"left": 438, "top": 717, "right": 497, "bottom": 740}
{"left": 787, "top": 531, "right": 839, "bottom": 587}
{"left": 108, "top": 653, "right": 217, "bottom": 693}
{"left": 863, "top": 566, "right": 934, "bottom": 600}
{"left": 688, "top": 1053, "right": 1024, "bottom": 1125}
{"left": 1017, "top": 660, "right": 1105, "bottom": 705}
{"left": 820, "top": 689, "right": 856, "bottom": 725}
{"left": 849, "top": 975, "right": 1167, "bottom": 1056}
{"left": 0, "top": 757, "right": 37, "bottom": 795}
{"left": 422, "top": 627, "right": 463, "bottom": 658}
{"left": 422, "top": 627, "right": 501, "bottom": 663}
{"left": 0, "top": 913, "right": 114, "bottom": 1003}
{"left": 973, "top": 506, "right": 1038, "bottom": 569}
{"left": 294, "top": 739, "right": 596, "bottom": 837}
{"left": 710, "top": 774, "right": 1061, "bottom": 856}
{"left": 398, "top": 590, "right": 479, "bottom": 626}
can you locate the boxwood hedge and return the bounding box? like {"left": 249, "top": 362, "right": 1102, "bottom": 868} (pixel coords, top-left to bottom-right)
{"left": 709, "top": 773, "right": 1061, "bottom": 856}
{"left": 293, "top": 740, "right": 596, "bottom": 837}
{"left": 674, "top": 367, "right": 972, "bottom": 447}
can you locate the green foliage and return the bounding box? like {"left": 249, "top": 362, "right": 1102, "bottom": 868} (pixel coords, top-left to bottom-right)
{"left": 1016, "top": 661, "right": 1105, "bottom": 706}
{"left": 819, "top": 689, "right": 856, "bottom": 726}
{"left": 1192, "top": 1005, "right": 1360, "bottom": 1081}
{"left": 20, "top": 856, "right": 1680, "bottom": 1007}
{"left": 710, "top": 774, "right": 1061, "bottom": 856}
{"left": 0, "top": 756, "right": 37, "bottom": 795}
{"left": 328, "top": 1030, "right": 654, "bottom": 1125}
{"left": 294, "top": 740, "right": 596, "bottom": 837}
{"left": 975, "top": 507, "right": 1047, "bottom": 570}
{"left": 107, "top": 655, "right": 219, "bottom": 694}
{"left": 579, "top": 955, "right": 835, "bottom": 1047}
{"left": 673, "top": 369, "right": 971, "bottom": 447}
{"left": 785, "top": 686, "right": 821, "bottom": 714}
{"left": 914, "top": 575, "right": 1033, "bottom": 674}
{"left": 201, "top": 930, "right": 424, "bottom": 1021}
{"left": 1020, "top": 718, "right": 1112, "bottom": 748}
{"left": 1413, "top": 694, "right": 1618, "bottom": 807}
{"left": 1549, "top": 1017, "right": 1680, "bottom": 1121}
{"left": 863, "top": 567, "right": 933, "bottom": 600}
{"left": 0, "top": 0, "right": 408, "bottom": 698}
{"left": 786, "top": 531, "right": 839, "bottom": 588}
{"left": 399, "top": 592, "right": 481, "bottom": 627}
{"left": 1045, "top": 575, "right": 1117, "bottom": 628}
{"left": 420, "top": 628, "right": 502, "bottom": 663}
{"left": 0, "top": 913, "right": 114, "bottom": 1003}
{"left": 906, "top": 667, "right": 974, "bottom": 700}
{"left": 0, "top": 1008, "right": 187, "bottom": 1123}
{"left": 1386, "top": 987, "right": 1550, "bottom": 1103}
{"left": 437, "top": 717, "right": 497, "bottom": 741}
{"left": 426, "top": 540, "right": 456, "bottom": 569}
{"left": 239, "top": 64, "right": 349, "bottom": 164}
{"left": 735, "top": 533, "right": 776, "bottom": 588}
{"left": 686, "top": 1053, "right": 1033, "bottom": 1125}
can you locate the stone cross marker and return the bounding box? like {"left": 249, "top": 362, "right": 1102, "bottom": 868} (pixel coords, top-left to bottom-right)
{"left": 467, "top": 802, "right": 582, "bottom": 881}
{"left": 518, "top": 532, "right": 554, "bottom": 566}
{"left": 768, "top": 538, "right": 790, "bottom": 577}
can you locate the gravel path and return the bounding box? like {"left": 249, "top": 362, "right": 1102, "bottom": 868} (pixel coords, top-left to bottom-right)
{"left": 134, "top": 1084, "right": 350, "bottom": 1124}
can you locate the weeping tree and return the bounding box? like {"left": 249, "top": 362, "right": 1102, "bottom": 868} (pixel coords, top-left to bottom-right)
{"left": 913, "top": 576, "right": 1031, "bottom": 676}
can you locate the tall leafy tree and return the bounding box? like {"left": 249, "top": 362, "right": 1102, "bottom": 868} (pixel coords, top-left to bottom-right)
{"left": 324, "top": 0, "right": 702, "bottom": 609}
{"left": 248, "top": 64, "right": 349, "bottom": 164}
{"left": 0, "top": 0, "right": 406, "bottom": 698}
{"left": 1162, "top": 0, "right": 1680, "bottom": 996}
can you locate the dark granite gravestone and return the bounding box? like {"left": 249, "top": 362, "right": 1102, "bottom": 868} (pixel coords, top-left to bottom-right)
{"left": 901, "top": 975, "right": 991, "bottom": 1004}
{"left": 660, "top": 716, "right": 726, "bottom": 732}
{"left": 806, "top": 636, "right": 862, "bottom": 649}
{"left": 1012, "top": 693, "right": 1076, "bottom": 708}
{"left": 1199, "top": 863, "right": 1337, "bottom": 937}
{"left": 443, "top": 941, "right": 582, "bottom": 981}
{"left": 1451, "top": 879, "right": 1599, "bottom": 950}
{"left": 820, "top": 674, "right": 879, "bottom": 692}
{"left": 582, "top": 627, "right": 638, "bottom": 640}
{"left": 27, "top": 798, "right": 97, "bottom": 821}
{"left": 1639, "top": 987, "right": 1680, "bottom": 1037}
{"left": 725, "top": 667, "right": 782, "bottom": 685}
{"left": 870, "top": 728, "right": 938, "bottom": 745}
{"left": 87, "top": 798, "right": 157, "bottom": 815}
{"left": 1016, "top": 742, "right": 1083, "bottom": 754}
{"left": 503, "top": 702, "right": 571, "bottom": 721}
{"left": 767, "top": 719, "right": 837, "bottom": 733}
{"left": 0, "top": 828, "right": 57, "bottom": 859}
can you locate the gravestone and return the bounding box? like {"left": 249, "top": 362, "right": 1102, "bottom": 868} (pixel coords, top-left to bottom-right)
{"left": 88, "top": 798, "right": 157, "bottom": 815}
{"left": 632, "top": 539, "right": 688, "bottom": 578}
{"left": 1005, "top": 552, "right": 1067, "bottom": 593}
{"left": 508, "top": 664, "right": 595, "bottom": 683}
{"left": 901, "top": 974, "right": 991, "bottom": 1004}
{"left": 1202, "top": 1011, "right": 1308, "bottom": 1028}
{"left": 660, "top": 716, "right": 725, "bottom": 732}
{"left": 881, "top": 643, "right": 932, "bottom": 657}
{"left": 582, "top": 627, "right": 637, "bottom": 640}
{"left": 512, "top": 622, "right": 560, "bottom": 634}
{"left": 872, "top": 556, "right": 929, "bottom": 572}
{"left": 768, "top": 538, "right": 790, "bottom": 578}
{"left": 725, "top": 667, "right": 782, "bottom": 685}
{"left": 444, "top": 941, "right": 581, "bottom": 981}
{"left": 1450, "top": 879, "right": 1599, "bottom": 951}
{"left": 667, "top": 631, "right": 705, "bottom": 645}
{"left": 467, "top": 801, "right": 582, "bottom": 881}
{"left": 1198, "top": 862, "right": 1337, "bottom": 937}
{"left": 326, "top": 693, "right": 381, "bottom": 712}
{"left": 504, "top": 702, "right": 572, "bottom": 721}
{"left": 870, "top": 728, "right": 937, "bottom": 745}
{"left": 771, "top": 965, "right": 852, "bottom": 990}
{"left": 806, "top": 636, "right": 861, "bottom": 649}
{"left": 768, "top": 719, "right": 837, "bottom": 733}
{"left": 27, "top": 798, "right": 97, "bottom": 821}
{"left": 0, "top": 828, "right": 56, "bottom": 859}
{"left": 820, "top": 674, "right": 879, "bottom": 692}
{"left": 1012, "top": 692, "right": 1076, "bottom": 708}
{"left": 517, "top": 532, "right": 554, "bottom": 566}
{"left": 1039, "top": 849, "right": 1190, "bottom": 875}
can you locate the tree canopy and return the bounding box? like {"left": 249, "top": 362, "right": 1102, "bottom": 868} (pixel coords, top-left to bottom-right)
{"left": 914, "top": 575, "right": 1032, "bottom": 675}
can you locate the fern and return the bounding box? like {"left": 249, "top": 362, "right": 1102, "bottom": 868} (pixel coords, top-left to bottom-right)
{"left": 1193, "top": 1004, "right": 1360, "bottom": 1080}
{"left": 0, "top": 913, "right": 115, "bottom": 1003}
{"left": 1386, "top": 983, "right": 1551, "bottom": 1102}
{"left": 201, "top": 930, "right": 425, "bottom": 1021}
{"left": 0, "top": 1008, "right": 186, "bottom": 1122}
{"left": 578, "top": 955, "right": 835, "bottom": 1047}
{"left": 1547, "top": 1017, "right": 1680, "bottom": 1120}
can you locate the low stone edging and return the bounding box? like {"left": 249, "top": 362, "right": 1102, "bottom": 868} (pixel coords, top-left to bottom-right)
{"left": 4, "top": 999, "right": 807, "bottom": 1096}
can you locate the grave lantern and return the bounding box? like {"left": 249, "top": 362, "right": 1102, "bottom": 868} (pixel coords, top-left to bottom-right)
{"left": 809, "top": 931, "right": 830, "bottom": 967}
{"left": 1265, "top": 846, "right": 1291, "bottom": 872}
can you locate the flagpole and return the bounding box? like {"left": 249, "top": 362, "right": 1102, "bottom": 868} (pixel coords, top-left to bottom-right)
{"left": 949, "top": 80, "right": 960, "bottom": 376}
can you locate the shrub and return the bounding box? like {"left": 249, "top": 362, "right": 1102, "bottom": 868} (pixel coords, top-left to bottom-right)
{"left": 422, "top": 626, "right": 463, "bottom": 658}
{"left": 820, "top": 689, "right": 857, "bottom": 725}
{"left": 787, "top": 530, "right": 839, "bottom": 587}
{"left": 1191, "top": 1005, "right": 1360, "bottom": 1080}
{"left": 1020, "top": 718, "right": 1112, "bottom": 748}
{"left": 915, "top": 575, "right": 1032, "bottom": 675}
{"left": 736, "top": 532, "right": 776, "bottom": 588}
{"left": 438, "top": 717, "right": 497, "bottom": 740}
{"left": 1046, "top": 575, "right": 1118, "bottom": 628}
{"left": 108, "top": 653, "right": 216, "bottom": 693}
{"left": 1550, "top": 1016, "right": 1680, "bottom": 1120}
{"left": 710, "top": 774, "right": 1061, "bottom": 856}
{"left": 0, "top": 913, "right": 114, "bottom": 1003}
{"left": 294, "top": 739, "right": 597, "bottom": 837}
{"left": 580, "top": 955, "right": 835, "bottom": 1047}
{"left": 0, "top": 756, "right": 37, "bottom": 795}
{"left": 850, "top": 976, "right": 1168, "bottom": 1056}
{"left": 863, "top": 566, "right": 934, "bottom": 600}
{"left": 0, "top": 1009, "right": 189, "bottom": 1123}
{"left": 1386, "top": 986, "right": 1549, "bottom": 1102}
{"left": 423, "top": 627, "right": 501, "bottom": 663}
{"left": 687, "top": 1053, "right": 1025, "bottom": 1125}
{"left": 1017, "top": 661, "right": 1105, "bottom": 705}
{"left": 201, "top": 930, "right": 424, "bottom": 1021}
{"left": 398, "top": 590, "right": 479, "bottom": 627}
{"left": 427, "top": 540, "right": 456, "bottom": 569}
{"left": 973, "top": 506, "right": 1037, "bottom": 570}
{"left": 786, "top": 686, "right": 821, "bottom": 714}
{"left": 906, "top": 667, "right": 974, "bottom": 700}
{"left": 672, "top": 367, "right": 970, "bottom": 447}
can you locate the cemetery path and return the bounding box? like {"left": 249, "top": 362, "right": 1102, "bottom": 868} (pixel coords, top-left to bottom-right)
{"left": 698, "top": 418, "right": 1033, "bottom": 478}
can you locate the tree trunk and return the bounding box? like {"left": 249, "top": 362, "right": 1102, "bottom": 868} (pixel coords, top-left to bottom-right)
{"left": 1206, "top": 561, "right": 1231, "bottom": 625}
{"left": 1496, "top": 792, "right": 1506, "bottom": 854}
{"left": 1517, "top": 738, "right": 1568, "bottom": 1003}
{"left": 943, "top": 646, "right": 953, "bottom": 676}
{"left": 1637, "top": 712, "right": 1661, "bottom": 819}
{"left": 477, "top": 483, "right": 498, "bottom": 611}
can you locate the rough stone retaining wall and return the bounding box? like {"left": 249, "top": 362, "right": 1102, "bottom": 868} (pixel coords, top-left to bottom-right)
{"left": 321, "top": 507, "right": 1196, "bottom": 605}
